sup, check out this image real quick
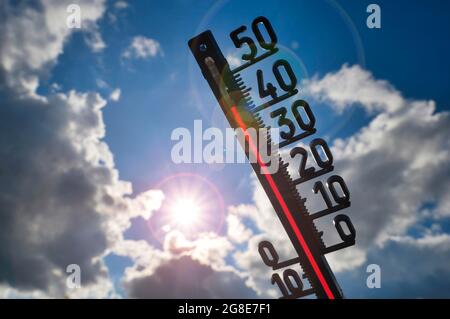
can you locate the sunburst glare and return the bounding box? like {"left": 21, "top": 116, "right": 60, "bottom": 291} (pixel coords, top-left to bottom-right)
{"left": 148, "top": 173, "right": 225, "bottom": 243}
{"left": 170, "top": 197, "right": 202, "bottom": 227}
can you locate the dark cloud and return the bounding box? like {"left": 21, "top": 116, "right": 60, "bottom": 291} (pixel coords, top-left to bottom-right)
{"left": 0, "top": 90, "right": 110, "bottom": 292}
{"left": 339, "top": 235, "right": 450, "bottom": 298}
{"left": 125, "top": 255, "right": 257, "bottom": 298}
{"left": 0, "top": 0, "right": 168, "bottom": 298}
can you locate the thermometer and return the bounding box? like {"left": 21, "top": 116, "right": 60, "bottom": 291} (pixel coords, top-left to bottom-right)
{"left": 188, "top": 16, "right": 355, "bottom": 299}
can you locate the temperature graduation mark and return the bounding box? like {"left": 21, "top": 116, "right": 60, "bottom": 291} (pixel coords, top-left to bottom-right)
{"left": 188, "top": 16, "right": 356, "bottom": 299}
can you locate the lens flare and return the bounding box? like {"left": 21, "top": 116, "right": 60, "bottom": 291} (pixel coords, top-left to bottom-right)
{"left": 148, "top": 173, "right": 225, "bottom": 243}
{"left": 170, "top": 197, "right": 202, "bottom": 226}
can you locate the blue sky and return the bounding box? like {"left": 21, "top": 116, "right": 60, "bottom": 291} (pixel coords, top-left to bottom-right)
{"left": 60, "top": 0, "right": 450, "bottom": 193}
{"left": 1, "top": 0, "right": 450, "bottom": 298}
{"left": 46, "top": 0, "right": 450, "bottom": 192}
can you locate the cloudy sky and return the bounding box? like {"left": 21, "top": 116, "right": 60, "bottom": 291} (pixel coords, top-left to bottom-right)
{"left": 0, "top": 0, "right": 450, "bottom": 298}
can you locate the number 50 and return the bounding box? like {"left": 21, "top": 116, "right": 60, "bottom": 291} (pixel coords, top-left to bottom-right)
{"left": 230, "top": 16, "right": 278, "bottom": 62}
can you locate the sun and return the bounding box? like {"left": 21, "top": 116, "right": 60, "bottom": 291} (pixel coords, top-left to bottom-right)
{"left": 170, "top": 197, "right": 202, "bottom": 227}
{"left": 148, "top": 173, "right": 226, "bottom": 242}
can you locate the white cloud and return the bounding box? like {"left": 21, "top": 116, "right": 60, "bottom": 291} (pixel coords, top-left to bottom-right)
{"left": 122, "top": 36, "right": 162, "bottom": 60}
{"left": 50, "top": 82, "right": 62, "bottom": 92}
{"left": 108, "top": 1, "right": 129, "bottom": 24}
{"left": 96, "top": 78, "right": 109, "bottom": 89}
{"left": 114, "top": 1, "right": 129, "bottom": 10}
{"left": 316, "top": 65, "right": 450, "bottom": 257}
{"left": 226, "top": 53, "right": 241, "bottom": 68}
{"left": 109, "top": 88, "right": 121, "bottom": 101}
{"left": 0, "top": 0, "right": 107, "bottom": 96}
{"left": 303, "top": 64, "right": 404, "bottom": 113}
{"left": 84, "top": 28, "right": 106, "bottom": 53}
{"left": 225, "top": 182, "right": 302, "bottom": 297}
{"left": 226, "top": 213, "right": 253, "bottom": 244}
